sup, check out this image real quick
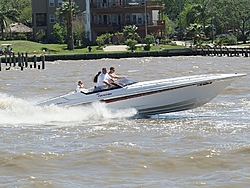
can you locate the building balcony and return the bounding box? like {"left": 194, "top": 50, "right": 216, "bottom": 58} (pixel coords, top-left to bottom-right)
{"left": 92, "top": 20, "right": 165, "bottom": 33}
{"left": 90, "top": 0, "right": 162, "bottom": 9}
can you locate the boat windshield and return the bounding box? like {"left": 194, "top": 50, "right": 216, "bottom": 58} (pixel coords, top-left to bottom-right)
{"left": 114, "top": 78, "right": 137, "bottom": 87}
{"left": 84, "top": 78, "right": 137, "bottom": 94}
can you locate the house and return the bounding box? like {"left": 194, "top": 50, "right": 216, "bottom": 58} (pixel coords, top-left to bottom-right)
{"left": 89, "top": 0, "right": 165, "bottom": 42}
{"left": 32, "top": 0, "right": 86, "bottom": 42}
{"left": 32, "top": 0, "right": 165, "bottom": 43}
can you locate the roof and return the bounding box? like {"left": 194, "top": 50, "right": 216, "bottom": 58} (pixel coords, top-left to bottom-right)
{"left": 10, "top": 23, "right": 33, "bottom": 34}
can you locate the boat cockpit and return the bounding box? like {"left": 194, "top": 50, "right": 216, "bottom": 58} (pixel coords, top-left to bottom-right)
{"left": 82, "top": 78, "right": 137, "bottom": 94}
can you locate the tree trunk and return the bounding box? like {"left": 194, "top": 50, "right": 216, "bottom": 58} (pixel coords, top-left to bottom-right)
{"left": 242, "top": 20, "right": 247, "bottom": 44}
{"left": 67, "top": 0, "right": 74, "bottom": 50}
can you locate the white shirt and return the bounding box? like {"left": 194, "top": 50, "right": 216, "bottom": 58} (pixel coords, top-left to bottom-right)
{"left": 76, "top": 85, "right": 83, "bottom": 92}
{"left": 96, "top": 73, "right": 111, "bottom": 87}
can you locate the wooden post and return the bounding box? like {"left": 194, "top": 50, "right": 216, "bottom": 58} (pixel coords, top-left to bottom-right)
{"left": 25, "top": 53, "right": 28, "bottom": 67}
{"left": 245, "top": 50, "right": 248, "bottom": 57}
{"left": 34, "top": 55, "right": 37, "bottom": 69}
{"left": 18, "top": 52, "right": 22, "bottom": 67}
{"left": 226, "top": 49, "right": 229, "bottom": 56}
{"left": 9, "top": 53, "right": 12, "bottom": 66}
{"left": 21, "top": 53, "right": 24, "bottom": 66}
{"left": 5, "top": 54, "right": 7, "bottom": 66}
{"left": 12, "top": 53, "right": 16, "bottom": 67}
{"left": 41, "top": 55, "right": 45, "bottom": 69}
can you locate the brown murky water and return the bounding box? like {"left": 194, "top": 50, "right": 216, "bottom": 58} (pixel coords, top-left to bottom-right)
{"left": 0, "top": 56, "right": 249, "bottom": 187}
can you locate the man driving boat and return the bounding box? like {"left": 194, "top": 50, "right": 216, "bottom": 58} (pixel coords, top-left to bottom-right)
{"left": 96, "top": 67, "right": 114, "bottom": 87}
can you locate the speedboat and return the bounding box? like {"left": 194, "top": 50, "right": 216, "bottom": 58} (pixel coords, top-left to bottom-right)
{"left": 37, "top": 73, "right": 246, "bottom": 115}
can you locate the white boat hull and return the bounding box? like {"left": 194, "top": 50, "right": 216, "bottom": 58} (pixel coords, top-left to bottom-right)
{"left": 38, "top": 73, "right": 246, "bottom": 115}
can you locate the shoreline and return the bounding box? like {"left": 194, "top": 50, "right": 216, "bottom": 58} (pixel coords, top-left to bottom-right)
{"left": 0, "top": 47, "right": 250, "bottom": 64}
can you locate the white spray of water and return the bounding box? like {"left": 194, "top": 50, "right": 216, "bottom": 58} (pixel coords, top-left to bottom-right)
{"left": 0, "top": 93, "right": 137, "bottom": 126}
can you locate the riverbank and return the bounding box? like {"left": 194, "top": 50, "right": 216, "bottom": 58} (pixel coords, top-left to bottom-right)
{"left": 1, "top": 47, "right": 250, "bottom": 65}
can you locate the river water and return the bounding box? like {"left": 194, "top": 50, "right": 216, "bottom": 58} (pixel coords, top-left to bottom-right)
{"left": 0, "top": 56, "right": 249, "bottom": 187}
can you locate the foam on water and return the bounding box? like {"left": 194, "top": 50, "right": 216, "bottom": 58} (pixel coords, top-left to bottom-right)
{"left": 0, "top": 93, "right": 137, "bottom": 126}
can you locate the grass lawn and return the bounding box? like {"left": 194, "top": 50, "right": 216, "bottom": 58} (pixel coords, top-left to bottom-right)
{"left": 0, "top": 40, "right": 188, "bottom": 56}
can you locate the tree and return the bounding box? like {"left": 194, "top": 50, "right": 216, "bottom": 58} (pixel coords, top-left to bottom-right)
{"left": 96, "top": 34, "right": 106, "bottom": 49}
{"left": 123, "top": 25, "right": 141, "bottom": 41}
{"left": 186, "top": 23, "right": 206, "bottom": 46}
{"left": 73, "top": 16, "right": 86, "bottom": 44}
{"left": 125, "top": 39, "right": 137, "bottom": 52}
{"left": 36, "top": 29, "right": 46, "bottom": 42}
{"left": 144, "top": 34, "right": 155, "bottom": 51}
{"left": 186, "top": 2, "right": 210, "bottom": 31}
{"left": 0, "top": 8, "right": 19, "bottom": 39}
{"left": 56, "top": 0, "right": 79, "bottom": 50}
{"left": 52, "top": 23, "right": 65, "bottom": 44}
{"left": 213, "top": 0, "right": 250, "bottom": 44}
{"left": 0, "top": 0, "right": 31, "bottom": 24}
{"left": 114, "top": 32, "right": 124, "bottom": 44}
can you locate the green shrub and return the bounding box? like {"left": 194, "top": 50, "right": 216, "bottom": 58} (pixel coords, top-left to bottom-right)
{"left": 52, "top": 23, "right": 65, "bottom": 44}
{"left": 125, "top": 39, "right": 137, "bottom": 52}
{"left": 14, "top": 34, "right": 27, "bottom": 40}
{"left": 216, "top": 35, "right": 237, "bottom": 45}
{"left": 144, "top": 44, "right": 150, "bottom": 51}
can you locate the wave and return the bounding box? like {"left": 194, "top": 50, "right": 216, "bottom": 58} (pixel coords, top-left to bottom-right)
{"left": 0, "top": 93, "right": 137, "bottom": 126}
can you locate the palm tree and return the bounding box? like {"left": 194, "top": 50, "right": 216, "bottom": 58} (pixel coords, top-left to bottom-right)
{"left": 56, "top": 0, "right": 79, "bottom": 50}
{"left": 187, "top": 23, "right": 205, "bottom": 46}
{"left": 186, "top": 3, "right": 209, "bottom": 31}
{"left": 0, "top": 8, "right": 19, "bottom": 39}
{"left": 123, "top": 25, "right": 141, "bottom": 41}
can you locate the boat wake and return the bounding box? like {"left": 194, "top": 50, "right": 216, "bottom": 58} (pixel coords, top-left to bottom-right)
{"left": 0, "top": 93, "right": 137, "bottom": 126}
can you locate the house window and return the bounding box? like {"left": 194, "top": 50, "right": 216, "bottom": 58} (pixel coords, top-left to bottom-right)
{"left": 125, "top": 14, "right": 131, "bottom": 23}
{"left": 138, "top": 14, "right": 142, "bottom": 24}
{"left": 49, "top": 0, "right": 55, "bottom": 7}
{"left": 103, "top": 15, "right": 108, "bottom": 24}
{"left": 58, "top": 0, "right": 63, "bottom": 7}
{"left": 50, "top": 14, "right": 56, "bottom": 23}
{"left": 98, "top": 15, "right": 102, "bottom": 24}
{"left": 36, "top": 13, "right": 47, "bottom": 26}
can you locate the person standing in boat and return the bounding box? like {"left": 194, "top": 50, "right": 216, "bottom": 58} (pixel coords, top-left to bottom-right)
{"left": 108, "top": 67, "right": 125, "bottom": 81}
{"left": 96, "top": 67, "right": 113, "bottom": 87}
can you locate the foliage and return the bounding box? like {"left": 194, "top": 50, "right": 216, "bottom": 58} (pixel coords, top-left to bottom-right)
{"left": 56, "top": 1, "right": 80, "bottom": 50}
{"left": 72, "top": 17, "right": 86, "bottom": 43}
{"left": 36, "top": 29, "right": 46, "bottom": 42}
{"left": 96, "top": 34, "right": 106, "bottom": 48}
{"left": 15, "top": 33, "right": 27, "bottom": 40}
{"left": 144, "top": 34, "right": 155, "bottom": 45}
{"left": 95, "top": 33, "right": 114, "bottom": 48}
{"left": 0, "top": 0, "right": 31, "bottom": 24}
{"left": 143, "top": 34, "right": 155, "bottom": 51}
{"left": 0, "top": 8, "right": 19, "bottom": 39}
{"left": 52, "top": 23, "right": 65, "bottom": 44}
{"left": 215, "top": 35, "right": 237, "bottom": 46}
{"left": 186, "top": 23, "right": 206, "bottom": 46}
{"left": 114, "top": 32, "right": 124, "bottom": 44}
{"left": 125, "top": 39, "right": 137, "bottom": 52}
{"left": 1, "top": 0, "right": 250, "bottom": 46}
{"left": 105, "top": 33, "right": 113, "bottom": 44}
{"left": 212, "top": 0, "right": 250, "bottom": 44}
{"left": 123, "top": 25, "right": 140, "bottom": 41}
